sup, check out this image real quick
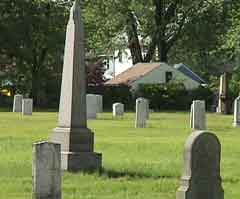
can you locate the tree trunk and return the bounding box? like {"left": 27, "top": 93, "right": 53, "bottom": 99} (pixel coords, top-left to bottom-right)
{"left": 126, "top": 12, "right": 143, "bottom": 65}
{"left": 159, "top": 41, "right": 168, "bottom": 63}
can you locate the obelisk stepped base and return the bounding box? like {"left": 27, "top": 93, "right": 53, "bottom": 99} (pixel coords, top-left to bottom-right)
{"left": 62, "top": 152, "right": 102, "bottom": 172}
{"left": 51, "top": 127, "right": 102, "bottom": 171}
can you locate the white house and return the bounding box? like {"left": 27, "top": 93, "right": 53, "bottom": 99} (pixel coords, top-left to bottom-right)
{"left": 105, "top": 62, "right": 206, "bottom": 90}
{"left": 103, "top": 49, "right": 133, "bottom": 79}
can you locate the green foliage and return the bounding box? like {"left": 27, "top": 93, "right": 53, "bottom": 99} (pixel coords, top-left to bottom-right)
{"left": 0, "top": 0, "right": 68, "bottom": 104}
{"left": 136, "top": 84, "right": 215, "bottom": 110}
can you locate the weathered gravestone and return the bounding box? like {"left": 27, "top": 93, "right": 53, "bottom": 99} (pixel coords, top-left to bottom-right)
{"left": 218, "top": 72, "right": 231, "bottom": 114}
{"left": 135, "top": 98, "right": 148, "bottom": 128}
{"left": 13, "top": 94, "right": 23, "bottom": 112}
{"left": 190, "top": 100, "right": 206, "bottom": 130}
{"left": 50, "top": 1, "right": 102, "bottom": 171}
{"left": 233, "top": 96, "right": 240, "bottom": 127}
{"left": 113, "top": 103, "right": 124, "bottom": 117}
{"left": 22, "top": 98, "right": 33, "bottom": 115}
{"left": 95, "top": 95, "right": 103, "bottom": 113}
{"left": 86, "top": 94, "right": 97, "bottom": 119}
{"left": 33, "top": 142, "right": 61, "bottom": 199}
{"left": 176, "top": 131, "right": 224, "bottom": 199}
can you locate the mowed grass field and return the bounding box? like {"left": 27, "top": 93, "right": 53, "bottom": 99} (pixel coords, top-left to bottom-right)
{"left": 0, "top": 110, "right": 239, "bottom": 199}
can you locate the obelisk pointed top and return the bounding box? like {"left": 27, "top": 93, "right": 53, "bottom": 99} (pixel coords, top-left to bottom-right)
{"left": 69, "top": 0, "right": 81, "bottom": 21}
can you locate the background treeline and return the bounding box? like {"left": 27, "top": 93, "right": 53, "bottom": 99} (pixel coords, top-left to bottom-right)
{"left": 1, "top": 0, "right": 240, "bottom": 108}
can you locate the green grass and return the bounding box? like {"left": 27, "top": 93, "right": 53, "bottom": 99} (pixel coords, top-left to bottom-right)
{"left": 0, "top": 111, "right": 239, "bottom": 198}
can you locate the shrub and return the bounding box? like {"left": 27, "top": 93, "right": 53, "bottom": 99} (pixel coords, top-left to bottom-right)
{"left": 135, "top": 84, "right": 215, "bottom": 111}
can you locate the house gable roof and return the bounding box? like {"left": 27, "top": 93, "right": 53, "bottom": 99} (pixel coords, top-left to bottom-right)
{"left": 174, "top": 63, "right": 206, "bottom": 84}
{"left": 105, "top": 62, "right": 163, "bottom": 85}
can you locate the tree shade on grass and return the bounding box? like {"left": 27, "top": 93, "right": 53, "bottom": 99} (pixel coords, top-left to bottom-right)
{"left": 0, "top": 111, "right": 239, "bottom": 198}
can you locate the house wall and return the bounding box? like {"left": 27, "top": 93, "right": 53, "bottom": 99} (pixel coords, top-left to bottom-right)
{"left": 104, "top": 49, "right": 133, "bottom": 79}
{"left": 131, "top": 63, "right": 200, "bottom": 90}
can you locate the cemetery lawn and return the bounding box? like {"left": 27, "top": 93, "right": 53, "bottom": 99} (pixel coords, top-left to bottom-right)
{"left": 0, "top": 111, "right": 240, "bottom": 199}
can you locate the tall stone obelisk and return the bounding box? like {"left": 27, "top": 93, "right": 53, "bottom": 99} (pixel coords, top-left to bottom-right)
{"left": 50, "top": 0, "right": 102, "bottom": 171}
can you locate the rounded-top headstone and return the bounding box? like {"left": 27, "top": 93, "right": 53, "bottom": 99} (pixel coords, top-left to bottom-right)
{"left": 113, "top": 103, "right": 124, "bottom": 117}
{"left": 176, "top": 131, "right": 223, "bottom": 199}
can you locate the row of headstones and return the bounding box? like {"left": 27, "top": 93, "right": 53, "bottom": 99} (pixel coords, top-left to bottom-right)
{"left": 113, "top": 97, "right": 150, "bottom": 128}
{"left": 32, "top": 130, "right": 223, "bottom": 199}
{"left": 12, "top": 94, "right": 102, "bottom": 118}
{"left": 13, "top": 94, "right": 33, "bottom": 115}
{"left": 190, "top": 97, "right": 240, "bottom": 130}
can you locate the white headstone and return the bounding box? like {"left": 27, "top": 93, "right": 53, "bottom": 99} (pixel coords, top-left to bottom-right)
{"left": 13, "top": 94, "right": 23, "bottom": 112}
{"left": 191, "top": 100, "right": 206, "bottom": 130}
{"left": 113, "top": 103, "right": 124, "bottom": 117}
{"left": 135, "top": 98, "right": 148, "bottom": 128}
{"left": 233, "top": 96, "right": 240, "bottom": 127}
{"left": 22, "top": 98, "right": 33, "bottom": 115}
{"left": 33, "top": 142, "right": 61, "bottom": 199}
{"left": 86, "top": 94, "right": 97, "bottom": 119}
{"left": 95, "top": 95, "right": 103, "bottom": 113}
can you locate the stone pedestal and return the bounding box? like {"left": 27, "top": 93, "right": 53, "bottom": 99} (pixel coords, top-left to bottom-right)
{"left": 51, "top": 127, "right": 101, "bottom": 171}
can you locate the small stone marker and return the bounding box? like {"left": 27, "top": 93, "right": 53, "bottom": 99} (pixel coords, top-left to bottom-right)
{"left": 145, "top": 98, "right": 150, "bottom": 119}
{"left": 176, "top": 131, "right": 224, "bottom": 199}
{"left": 96, "top": 95, "right": 103, "bottom": 113}
{"left": 190, "top": 100, "right": 206, "bottom": 130}
{"left": 13, "top": 94, "right": 23, "bottom": 112}
{"left": 113, "top": 103, "right": 124, "bottom": 117}
{"left": 233, "top": 96, "right": 240, "bottom": 127}
{"left": 22, "top": 98, "right": 33, "bottom": 115}
{"left": 135, "top": 98, "right": 148, "bottom": 128}
{"left": 87, "top": 94, "right": 97, "bottom": 119}
{"left": 33, "top": 142, "right": 61, "bottom": 199}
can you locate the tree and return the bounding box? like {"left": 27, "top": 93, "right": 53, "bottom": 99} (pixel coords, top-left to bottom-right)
{"left": 83, "top": 0, "right": 224, "bottom": 63}
{"left": 0, "top": 0, "right": 69, "bottom": 105}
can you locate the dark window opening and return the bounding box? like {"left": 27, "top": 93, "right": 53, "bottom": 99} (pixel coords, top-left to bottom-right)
{"left": 166, "top": 72, "right": 173, "bottom": 83}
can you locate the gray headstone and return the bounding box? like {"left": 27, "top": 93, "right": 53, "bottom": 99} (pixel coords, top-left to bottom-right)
{"left": 176, "top": 131, "right": 224, "bottom": 199}
{"left": 113, "top": 103, "right": 124, "bottom": 117}
{"left": 13, "top": 94, "right": 23, "bottom": 112}
{"left": 86, "top": 94, "right": 97, "bottom": 119}
{"left": 50, "top": 1, "right": 102, "bottom": 172}
{"left": 22, "top": 98, "right": 33, "bottom": 115}
{"left": 145, "top": 98, "right": 150, "bottom": 119}
{"left": 233, "top": 96, "right": 240, "bottom": 127}
{"left": 33, "top": 142, "right": 61, "bottom": 199}
{"left": 190, "top": 103, "right": 193, "bottom": 128}
{"left": 135, "top": 98, "right": 148, "bottom": 128}
{"left": 96, "top": 95, "right": 103, "bottom": 113}
{"left": 191, "top": 100, "right": 206, "bottom": 130}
